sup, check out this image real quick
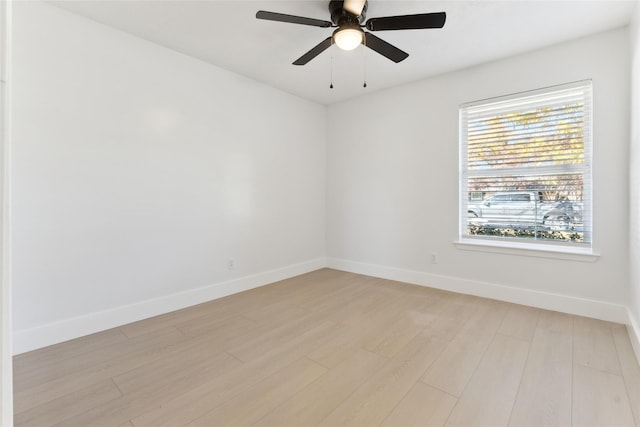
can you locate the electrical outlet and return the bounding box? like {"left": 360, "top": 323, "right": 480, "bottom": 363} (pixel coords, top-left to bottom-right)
{"left": 227, "top": 258, "right": 235, "bottom": 270}
{"left": 431, "top": 253, "right": 438, "bottom": 264}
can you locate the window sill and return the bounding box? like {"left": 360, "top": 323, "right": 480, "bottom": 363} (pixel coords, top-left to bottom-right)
{"left": 454, "top": 239, "right": 599, "bottom": 262}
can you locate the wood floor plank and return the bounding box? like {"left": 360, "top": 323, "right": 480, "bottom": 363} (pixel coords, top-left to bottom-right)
{"left": 508, "top": 327, "right": 572, "bottom": 427}
{"left": 130, "top": 320, "right": 341, "bottom": 427}
{"left": 612, "top": 326, "right": 640, "bottom": 426}
{"left": 52, "top": 351, "right": 241, "bottom": 426}
{"left": 421, "top": 331, "right": 491, "bottom": 397}
{"left": 312, "top": 282, "right": 400, "bottom": 326}
{"left": 118, "top": 304, "right": 219, "bottom": 339}
{"left": 111, "top": 321, "right": 248, "bottom": 394}
{"left": 173, "top": 307, "right": 259, "bottom": 337}
{"left": 361, "top": 306, "right": 431, "bottom": 358}
{"left": 226, "top": 310, "right": 334, "bottom": 363}
{"left": 240, "top": 299, "right": 305, "bottom": 323}
{"left": 498, "top": 304, "right": 541, "bottom": 342}
{"left": 421, "top": 293, "right": 481, "bottom": 342}
{"left": 537, "top": 309, "right": 573, "bottom": 334}
{"left": 572, "top": 363, "right": 636, "bottom": 427}
{"left": 253, "top": 348, "right": 386, "bottom": 427}
{"left": 14, "top": 379, "right": 121, "bottom": 427}
{"left": 461, "top": 299, "right": 509, "bottom": 339}
{"left": 186, "top": 357, "right": 327, "bottom": 426}
{"left": 380, "top": 381, "right": 457, "bottom": 427}
{"left": 14, "top": 326, "right": 179, "bottom": 392}
{"left": 444, "top": 333, "right": 530, "bottom": 427}
{"left": 302, "top": 292, "right": 428, "bottom": 368}
{"left": 293, "top": 274, "right": 373, "bottom": 311}
{"left": 317, "top": 335, "right": 446, "bottom": 426}
{"left": 117, "top": 276, "right": 299, "bottom": 339}
{"left": 13, "top": 328, "right": 128, "bottom": 377}
{"left": 421, "top": 302, "right": 507, "bottom": 397}
{"left": 305, "top": 322, "right": 373, "bottom": 369}
{"left": 240, "top": 274, "right": 347, "bottom": 318}
{"left": 14, "top": 327, "right": 185, "bottom": 413}
{"left": 573, "top": 316, "right": 622, "bottom": 374}
{"left": 305, "top": 291, "right": 434, "bottom": 368}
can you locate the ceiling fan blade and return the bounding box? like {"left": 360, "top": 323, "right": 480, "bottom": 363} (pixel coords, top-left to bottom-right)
{"left": 366, "top": 12, "right": 446, "bottom": 31}
{"left": 256, "top": 11, "right": 332, "bottom": 28}
{"left": 343, "top": 0, "right": 366, "bottom": 16}
{"left": 363, "top": 32, "right": 408, "bottom": 63}
{"left": 293, "top": 37, "right": 333, "bottom": 65}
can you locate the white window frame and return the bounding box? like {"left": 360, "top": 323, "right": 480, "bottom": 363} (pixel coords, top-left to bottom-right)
{"left": 457, "top": 81, "right": 595, "bottom": 259}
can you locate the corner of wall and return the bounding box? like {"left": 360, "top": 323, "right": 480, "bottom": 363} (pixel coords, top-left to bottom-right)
{"left": 628, "top": 0, "right": 640, "bottom": 366}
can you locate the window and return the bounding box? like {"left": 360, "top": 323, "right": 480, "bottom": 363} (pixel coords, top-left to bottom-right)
{"left": 459, "top": 81, "right": 592, "bottom": 251}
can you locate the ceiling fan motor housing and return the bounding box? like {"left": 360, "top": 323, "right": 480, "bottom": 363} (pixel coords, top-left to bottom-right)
{"left": 329, "top": 0, "right": 367, "bottom": 25}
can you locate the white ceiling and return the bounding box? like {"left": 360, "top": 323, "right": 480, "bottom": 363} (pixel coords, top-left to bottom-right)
{"left": 49, "top": 0, "right": 637, "bottom": 105}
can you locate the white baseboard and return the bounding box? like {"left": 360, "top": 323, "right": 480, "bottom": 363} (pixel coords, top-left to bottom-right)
{"left": 15, "top": 255, "right": 638, "bottom": 364}
{"left": 13, "top": 257, "right": 326, "bottom": 354}
{"left": 326, "top": 257, "right": 630, "bottom": 324}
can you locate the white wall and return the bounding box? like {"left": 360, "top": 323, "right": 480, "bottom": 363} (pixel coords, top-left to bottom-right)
{"left": 11, "top": 1, "right": 326, "bottom": 353}
{"left": 0, "top": 0, "right": 11, "bottom": 422}
{"left": 327, "top": 28, "right": 631, "bottom": 322}
{"left": 629, "top": 0, "right": 640, "bottom": 358}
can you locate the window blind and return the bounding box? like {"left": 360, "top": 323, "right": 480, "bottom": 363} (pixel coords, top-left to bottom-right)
{"left": 460, "top": 81, "right": 592, "bottom": 247}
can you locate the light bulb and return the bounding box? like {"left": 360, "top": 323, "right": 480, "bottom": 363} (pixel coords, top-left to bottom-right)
{"left": 334, "top": 27, "right": 363, "bottom": 51}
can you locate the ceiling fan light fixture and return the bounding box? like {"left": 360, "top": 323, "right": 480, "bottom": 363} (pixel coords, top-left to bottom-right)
{"left": 333, "top": 26, "right": 363, "bottom": 51}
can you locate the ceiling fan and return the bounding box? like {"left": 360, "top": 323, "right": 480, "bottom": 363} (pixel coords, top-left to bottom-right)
{"left": 256, "top": 0, "right": 446, "bottom": 65}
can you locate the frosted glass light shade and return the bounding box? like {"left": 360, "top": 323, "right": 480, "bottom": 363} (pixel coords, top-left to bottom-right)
{"left": 334, "top": 28, "right": 363, "bottom": 51}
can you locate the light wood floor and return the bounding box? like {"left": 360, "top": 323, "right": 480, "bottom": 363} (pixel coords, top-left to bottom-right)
{"left": 13, "top": 269, "right": 640, "bottom": 427}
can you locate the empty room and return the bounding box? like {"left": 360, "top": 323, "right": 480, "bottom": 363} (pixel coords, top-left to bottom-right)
{"left": 1, "top": 0, "right": 640, "bottom": 425}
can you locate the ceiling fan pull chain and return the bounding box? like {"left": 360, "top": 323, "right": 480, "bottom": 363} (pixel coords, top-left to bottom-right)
{"left": 363, "top": 38, "right": 367, "bottom": 88}
{"left": 330, "top": 55, "right": 334, "bottom": 89}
